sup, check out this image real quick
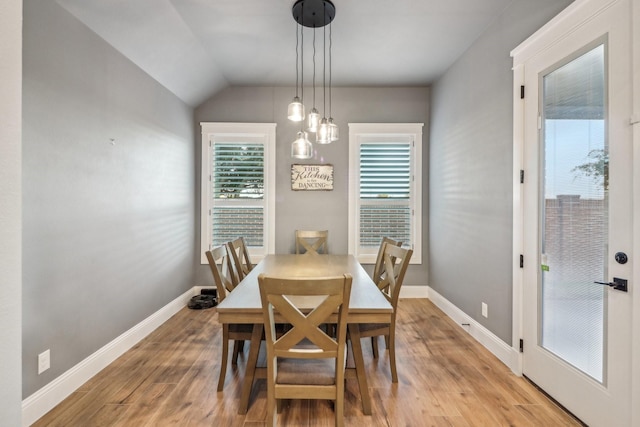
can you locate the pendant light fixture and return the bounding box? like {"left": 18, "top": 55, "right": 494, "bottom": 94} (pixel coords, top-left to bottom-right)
{"left": 287, "top": 19, "right": 304, "bottom": 122}
{"left": 289, "top": 0, "right": 338, "bottom": 157}
{"left": 289, "top": 12, "right": 313, "bottom": 159}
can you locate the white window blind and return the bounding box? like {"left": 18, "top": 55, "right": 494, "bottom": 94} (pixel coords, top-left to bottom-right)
{"left": 359, "top": 143, "right": 412, "bottom": 247}
{"left": 212, "top": 143, "right": 264, "bottom": 247}
{"left": 200, "top": 123, "right": 276, "bottom": 264}
{"left": 348, "top": 123, "right": 423, "bottom": 264}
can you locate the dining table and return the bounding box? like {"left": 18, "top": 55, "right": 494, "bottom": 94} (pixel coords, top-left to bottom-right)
{"left": 215, "top": 253, "right": 393, "bottom": 415}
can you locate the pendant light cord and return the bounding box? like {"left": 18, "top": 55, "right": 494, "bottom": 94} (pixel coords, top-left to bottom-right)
{"left": 329, "top": 21, "right": 332, "bottom": 118}
{"left": 294, "top": 20, "right": 299, "bottom": 98}
{"left": 300, "top": 21, "right": 304, "bottom": 106}
{"left": 312, "top": 27, "right": 316, "bottom": 108}
{"left": 322, "top": 10, "right": 327, "bottom": 117}
{"left": 300, "top": 10, "right": 305, "bottom": 132}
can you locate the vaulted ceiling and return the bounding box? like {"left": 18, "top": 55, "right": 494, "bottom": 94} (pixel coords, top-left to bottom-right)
{"left": 57, "top": 0, "right": 515, "bottom": 107}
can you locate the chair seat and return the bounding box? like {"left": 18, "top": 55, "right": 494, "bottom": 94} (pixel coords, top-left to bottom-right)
{"left": 277, "top": 357, "right": 336, "bottom": 385}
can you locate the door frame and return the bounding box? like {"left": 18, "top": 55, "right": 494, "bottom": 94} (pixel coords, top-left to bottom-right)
{"left": 511, "top": 0, "right": 640, "bottom": 425}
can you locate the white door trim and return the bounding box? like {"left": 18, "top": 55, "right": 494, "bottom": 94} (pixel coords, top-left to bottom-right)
{"left": 512, "top": 62, "right": 525, "bottom": 376}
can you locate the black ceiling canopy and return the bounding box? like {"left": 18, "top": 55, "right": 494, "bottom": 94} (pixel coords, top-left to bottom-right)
{"left": 292, "top": 0, "right": 336, "bottom": 28}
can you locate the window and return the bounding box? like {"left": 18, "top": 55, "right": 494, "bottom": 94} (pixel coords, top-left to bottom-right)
{"left": 348, "top": 123, "right": 422, "bottom": 264}
{"left": 201, "top": 123, "right": 276, "bottom": 263}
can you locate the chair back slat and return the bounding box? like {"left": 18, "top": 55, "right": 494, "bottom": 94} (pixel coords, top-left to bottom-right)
{"left": 227, "top": 237, "right": 254, "bottom": 281}
{"left": 295, "top": 230, "right": 329, "bottom": 255}
{"left": 272, "top": 294, "right": 343, "bottom": 354}
{"left": 378, "top": 244, "right": 413, "bottom": 312}
{"left": 205, "top": 245, "right": 237, "bottom": 302}
{"left": 372, "top": 237, "right": 402, "bottom": 285}
{"left": 259, "top": 274, "right": 351, "bottom": 360}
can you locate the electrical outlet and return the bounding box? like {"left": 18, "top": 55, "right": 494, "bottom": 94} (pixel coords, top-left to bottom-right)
{"left": 38, "top": 349, "right": 50, "bottom": 375}
{"left": 481, "top": 302, "right": 488, "bottom": 318}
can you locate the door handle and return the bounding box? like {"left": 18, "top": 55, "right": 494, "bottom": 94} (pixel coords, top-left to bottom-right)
{"left": 594, "top": 277, "right": 628, "bottom": 292}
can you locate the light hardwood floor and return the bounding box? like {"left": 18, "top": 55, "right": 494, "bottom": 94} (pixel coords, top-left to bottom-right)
{"left": 33, "top": 299, "right": 583, "bottom": 426}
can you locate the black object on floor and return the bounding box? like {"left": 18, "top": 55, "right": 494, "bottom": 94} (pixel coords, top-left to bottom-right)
{"left": 188, "top": 294, "right": 217, "bottom": 309}
{"left": 201, "top": 288, "right": 217, "bottom": 297}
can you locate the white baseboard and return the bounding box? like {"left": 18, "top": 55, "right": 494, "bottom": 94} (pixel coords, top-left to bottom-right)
{"left": 21, "top": 288, "right": 196, "bottom": 427}
{"left": 400, "top": 285, "right": 429, "bottom": 298}
{"left": 427, "top": 286, "right": 520, "bottom": 373}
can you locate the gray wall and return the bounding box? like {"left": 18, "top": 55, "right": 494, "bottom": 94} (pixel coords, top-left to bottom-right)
{"left": 0, "top": 0, "right": 22, "bottom": 423}
{"left": 194, "top": 86, "right": 430, "bottom": 287}
{"left": 22, "top": 0, "right": 196, "bottom": 398}
{"left": 429, "top": 0, "right": 573, "bottom": 344}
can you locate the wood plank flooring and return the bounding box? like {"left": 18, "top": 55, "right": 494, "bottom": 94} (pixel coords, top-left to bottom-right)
{"left": 33, "top": 299, "right": 583, "bottom": 426}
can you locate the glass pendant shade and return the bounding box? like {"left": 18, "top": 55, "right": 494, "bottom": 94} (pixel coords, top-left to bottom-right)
{"left": 316, "top": 118, "right": 331, "bottom": 144}
{"left": 288, "top": 97, "right": 305, "bottom": 122}
{"left": 328, "top": 117, "right": 339, "bottom": 142}
{"left": 291, "top": 131, "right": 313, "bottom": 159}
{"left": 308, "top": 108, "right": 320, "bottom": 133}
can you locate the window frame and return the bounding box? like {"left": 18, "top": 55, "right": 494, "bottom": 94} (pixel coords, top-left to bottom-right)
{"left": 348, "top": 123, "right": 423, "bottom": 264}
{"left": 200, "top": 122, "right": 276, "bottom": 264}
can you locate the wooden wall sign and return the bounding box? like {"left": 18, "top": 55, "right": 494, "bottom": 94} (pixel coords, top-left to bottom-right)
{"left": 291, "top": 164, "right": 334, "bottom": 191}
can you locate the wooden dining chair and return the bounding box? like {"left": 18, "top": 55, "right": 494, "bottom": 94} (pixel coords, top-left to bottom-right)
{"left": 350, "top": 244, "right": 412, "bottom": 383}
{"left": 205, "top": 245, "right": 254, "bottom": 392}
{"left": 371, "top": 237, "right": 402, "bottom": 285}
{"left": 258, "top": 273, "right": 352, "bottom": 427}
{"left": 295, "top": 230, "right": 329, "bottom": 255}
{"left": 227, "top": 236, "right": 254, "bottom": 281}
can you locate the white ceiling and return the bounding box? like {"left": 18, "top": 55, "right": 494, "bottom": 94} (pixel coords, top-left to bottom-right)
{"left": 57, "top": 0, "right": 515, "bottom": 107}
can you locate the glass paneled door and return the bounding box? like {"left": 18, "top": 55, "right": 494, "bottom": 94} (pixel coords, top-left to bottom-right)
{"left": 514, "top": 0, "right": 633, "bottom": 425}
{"left": 540, "top": 44, "right": 606, "bottom": 382}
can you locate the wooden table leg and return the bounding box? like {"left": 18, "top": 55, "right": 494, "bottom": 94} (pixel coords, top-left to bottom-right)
{"left": 348, "top": 324, "right": 372, "bottom": 415}
{"left": 238, "top": 323, "right": 263, "bottom": 415}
